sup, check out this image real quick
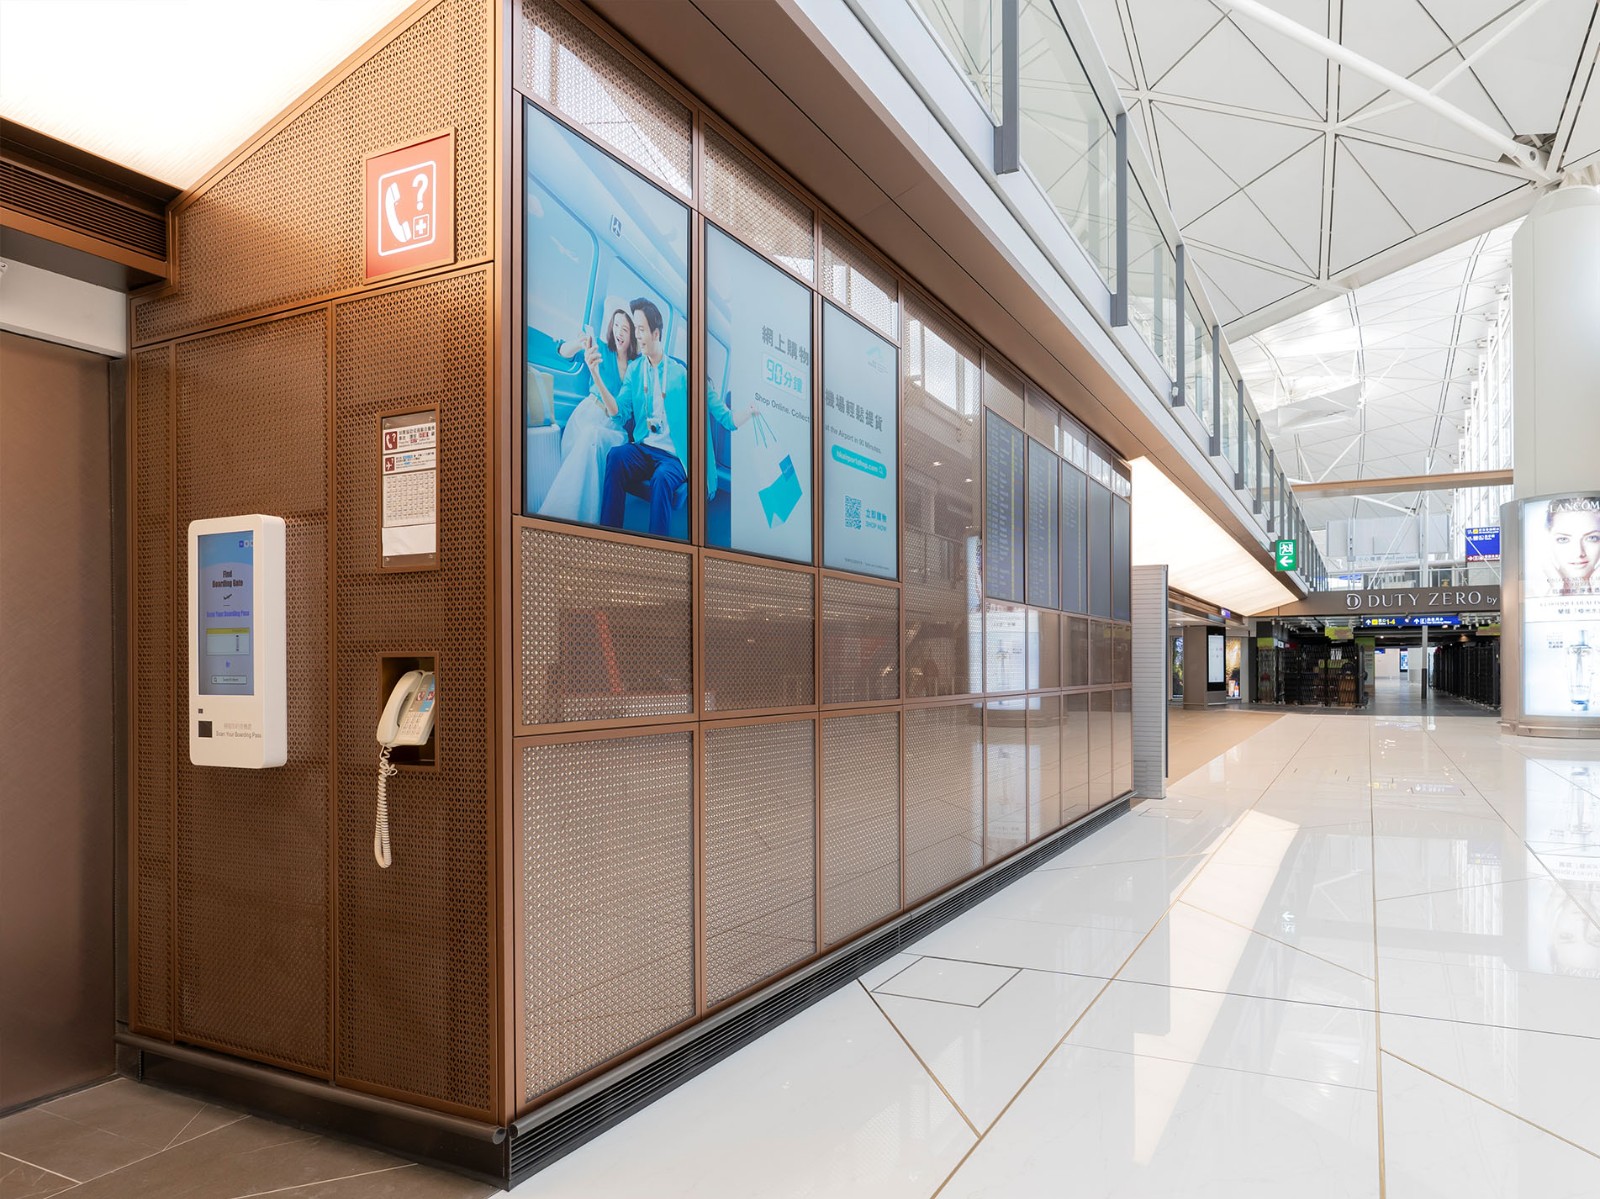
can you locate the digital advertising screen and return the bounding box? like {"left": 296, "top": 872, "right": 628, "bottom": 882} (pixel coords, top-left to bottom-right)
{"left": 822, "top": 302, "right": 897, "bottom": 578}
{"left": 985, "top": 412, "right": 1026, "bottom": 602}
{"left": 197, "top": 531, "right": 254, "bottom": 697}
{"left": 1522, "top": 494, "right": 1600, "bottom": 718}
{"left": 1207, "top": 630, "right": 1225, "bottom": 686}
{"left": 704, "top": 224, "right": 814, "bottom": 561}
{"left": 522, "top": 102, "right": 693, "bottom": 541}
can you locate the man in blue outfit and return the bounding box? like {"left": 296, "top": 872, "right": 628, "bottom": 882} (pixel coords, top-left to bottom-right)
{"left": 587, "top": 297, "right": 751, "bottom": 536}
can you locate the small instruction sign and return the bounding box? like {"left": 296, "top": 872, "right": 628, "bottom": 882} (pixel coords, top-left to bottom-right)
{"left": 364, "top": 131, "right": 455, "bottom": 280}
{"left": 381, "top": 411, "right": 438, "bottom": 568}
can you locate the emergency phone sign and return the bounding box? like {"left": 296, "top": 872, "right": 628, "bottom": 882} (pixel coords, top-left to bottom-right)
{"left": 364, "top": 131, "right": 455, "bottom": 280}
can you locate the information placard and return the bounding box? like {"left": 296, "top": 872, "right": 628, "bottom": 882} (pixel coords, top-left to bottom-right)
{"left": 985, "top": 412, "right": 1026, "bottom": 601}
{"left": 381, "top": 409, "right": 438, "bottom": 570}
{"left": 1061, "top": 461, "right": 1085, "bottom": 614}
{"left": 1025, "top": 438, "right": 1059, "bottom": 608}
{"left": 822, "top": 303, "right": 897, "bottom": 578}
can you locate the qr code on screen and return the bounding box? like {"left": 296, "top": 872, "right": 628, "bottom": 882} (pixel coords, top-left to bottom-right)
{"left": 844, "top": 496, "right": 862, "bottom": 529}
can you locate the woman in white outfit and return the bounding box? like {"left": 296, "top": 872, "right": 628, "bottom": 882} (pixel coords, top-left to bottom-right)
{"left": 538, "top": 308, "right": 638, "bottom": 524}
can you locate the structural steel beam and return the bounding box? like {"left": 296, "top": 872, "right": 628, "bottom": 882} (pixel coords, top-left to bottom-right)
{"left": 1292, "top": 469, "right": 1513, "bottom": 497}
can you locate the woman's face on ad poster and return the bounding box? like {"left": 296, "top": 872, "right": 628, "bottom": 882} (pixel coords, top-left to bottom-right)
{"left": 1549, "top": 508, "right": 1600, "bottom": 583}
{"left": 609, "top": 309, "right": 634, "bottom": 357}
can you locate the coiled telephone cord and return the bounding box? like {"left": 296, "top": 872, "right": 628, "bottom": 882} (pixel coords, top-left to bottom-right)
{"left": 375, "top": 745, "right": 397, "bottom": 868}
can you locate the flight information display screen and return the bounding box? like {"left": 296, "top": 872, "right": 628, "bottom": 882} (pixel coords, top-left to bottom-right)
{"left": 197, "top": 531, "right": 255, "bottom": 696}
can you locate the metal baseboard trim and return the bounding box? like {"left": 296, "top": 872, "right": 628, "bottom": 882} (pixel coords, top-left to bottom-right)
{"left": 115, "top": 1033, "right": 507, "bottom": 1184}
{"left": 507, "top": 796, "right": 1132, "bottom": 1185}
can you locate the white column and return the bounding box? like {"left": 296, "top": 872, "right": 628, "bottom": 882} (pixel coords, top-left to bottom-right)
{"left": 1512, "top": 186, "right": 1600, "bottom": 497}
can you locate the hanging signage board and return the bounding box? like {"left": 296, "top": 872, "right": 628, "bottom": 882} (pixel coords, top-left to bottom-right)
{"left": 1465, "top": 526, "right": 1501, "bottom": 562}
{"left": 1273, "top": 539, "right": 1297, "bottom": 571}
{"left": 364, "top": 130, "right": 455, "bottom": 281}
{"left": 1270, "top": 586, "right": 1500, "bottom": 617}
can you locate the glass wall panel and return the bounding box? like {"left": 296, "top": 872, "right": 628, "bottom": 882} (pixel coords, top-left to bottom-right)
{"left": 1087, "top": 477, "right": 1111, "bottom": 618}
{"left": 1241, "top": 414, "right": 1257, "bottom": 504}
{"left": 984, "top": 600, "right": 1028, "bottom": 693}
{"left": 1062, "top": 692, "right": 1090, "bottom": 822}
{"left": 1111, "top": 494, "right": 1130, "bottom": 621}
{"left": 1089, "top": 691, "right": 1114, "bottom": 808}
{"left": 1127, "top": 181, "right": 1178, "bottom": 380}
{"left": 1220, "top": 370, "right": 1238, "bottom": 477}
{"left": 1185, "top": 290, "right": 1211, "bottom": 436}
{"left": 1016, "top": 0, "right": 1116, "bottom": 286}
{"left": 1113, "top": 689, "right": 1132, "bottom": 797}
{"left": 1029, "top": 694, "right": 1062, "bottom": 837}
{"left": 903, "top": 300, "right": 983, "bottom": 696}
{"left": 985, "top": 700, "right": 1028, "bottom": 862}
{"left": 913, "top": 0, "right": 1002, "bottom": 118}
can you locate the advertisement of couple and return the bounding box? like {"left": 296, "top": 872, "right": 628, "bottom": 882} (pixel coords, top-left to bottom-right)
{"left": 521, "top": 104, "right": 897, "bottom": 576}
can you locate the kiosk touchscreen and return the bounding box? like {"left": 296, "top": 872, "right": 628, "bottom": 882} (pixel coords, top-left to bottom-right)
{"left": 188, "top": 515, "right": 287, "bottom": 768}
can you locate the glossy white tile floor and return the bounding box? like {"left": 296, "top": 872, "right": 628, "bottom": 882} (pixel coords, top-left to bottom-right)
{"left": 507, "top": 714, "right": 1600, "bottom": 1199}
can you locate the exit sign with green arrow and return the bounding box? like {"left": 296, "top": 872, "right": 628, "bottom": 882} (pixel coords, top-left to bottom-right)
{"left": 1274, "top": 539, "right": 1298, "bottom": 572}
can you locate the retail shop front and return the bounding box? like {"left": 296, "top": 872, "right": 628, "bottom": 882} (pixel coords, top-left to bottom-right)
{"left": 120, "top": 0, "right": 1139, "bottom": 1185}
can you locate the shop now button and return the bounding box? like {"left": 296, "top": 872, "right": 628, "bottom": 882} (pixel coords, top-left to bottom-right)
{"left": 830, "top": 446, "right": 886, "bottom": 477}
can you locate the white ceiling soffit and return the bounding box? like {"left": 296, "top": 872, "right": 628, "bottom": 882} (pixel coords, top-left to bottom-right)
{"left": 0, "top": 0, "right": 415, "bottom": 188}
{"left": 1130, "top": 457, "right": 1298, "bottom": 613}
{"left": 1079, "top": 0, "right": 1600, "bottom": 337}
{"left": 1231, "top": 219, "right": 1518, "bottom": 529}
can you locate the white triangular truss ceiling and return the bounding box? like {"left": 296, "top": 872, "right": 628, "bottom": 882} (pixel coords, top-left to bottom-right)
{"left": 1080, "top": 0, "right": 1600, "bottom": 337}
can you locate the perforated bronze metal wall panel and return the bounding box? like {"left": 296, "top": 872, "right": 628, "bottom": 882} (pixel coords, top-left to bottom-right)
{"left": 519, "top": 730, "right": 695, "bottom": 1100}
{"left": 518, "top": 525, "right": 693, "bottom": 725}
{"left": 820, "top": 574, "right": 899, "bottom": 705}
{"left": 983, "top": 600, "right": 1027, "bottom": 694}
{"left": 983, "top": 358, "right": 1025, "bottom": 426}
{"left": 1034, "top": 610, "right": 1061, "bottom": 690}
{"left": 514, "top": 0, "right": 692, "bottom": 196}
{"left": 1113, "top": 689, "right": 1133, "bottom": 797}
{"left": 903, "top": 703, "right": 983, "bottom": 903}
{"left": 1065, "top": 615, "right": 1089, "bottom": 688}
{"left": 1113, "top": 623, "right": 1132, "bottom": 684}
{"left": 132, "top": 0, "right": 491, "bottom": 344}
{"left": 1062, "top": 692, "right": 1091, "bottom": 822}
{"left": 820, "top": 223, "right": 897, "bottom": 340}
{"left": 172, "top": 312, "right": 329, "bottom": 1073}
{"left": 703, "top": 721, "right": 816, "bottom": 1006}
{"left": 701, "top": 128, "right": 814, "bottom": 282}
{"left": 903, "top": 300, "right": 982, "bottom": 699}
{"left": 821, "top": 712, "right": 899, "bottom": 946}
{"left": 1091, "top": 620, "right": 1115, "bottom": 685}
{"left": 1089, "top": 691, "right": 1115, "bottom": 810}
{"left": 131, "top": 347, "right": 172, "bottom": 1037}
{"left": 984, "top": 703, "right": 1027, "bottom": 862}
{"left": 1029, "top": 695, "right": 1062, "bottom": 837}
{"left": 333, "top": 271, "right": 491, "bottom": 1114}
{"left": 703, "top": 557, "right": 814, "bottom": 711}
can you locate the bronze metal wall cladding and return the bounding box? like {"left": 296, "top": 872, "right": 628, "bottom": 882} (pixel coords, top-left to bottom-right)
{"left": 820, "top": 224, "right": 897, "bottom": 341}
{"left": 1029, "top": 694, "right": 1062, "bottom": 838}
{"left": 518, "top": 524, "right": 694, "bottom": 725}
{"left": 132, "top": 0, "right": 490, "bottom": 345}
{"left": 903, "top": 703, "right": 984, "bottom": 903}
{"left": 702, "top": 556, "right": 815, "bottom": 712}
{"left": 172, "top": 312, "right": 330, "bottom": 1074}
{"left": 703, "top": 721, "right": 817, "bottom": 1006}
{"left": 519, "top": 730, "right": 694, "bottom": 1100}
{"left": 820, "top": 574, "right": 899, "bottom": 705}
{"left": 702, "top": 127, "right": 814, "bottom": 280}
{"left": 821, "top": 712, "right": 900, "bottom": 946}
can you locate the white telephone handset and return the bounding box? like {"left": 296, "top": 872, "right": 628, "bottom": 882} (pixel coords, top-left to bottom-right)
{"left": 374, "top": 670, "right": 435, "bottom": 868}
{"left": 383, "top": 181, "right": 413, "bottom": 245}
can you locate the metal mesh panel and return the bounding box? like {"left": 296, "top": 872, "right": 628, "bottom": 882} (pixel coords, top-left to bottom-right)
{"left": 1113, "top": 622, "right": 1132, "bottom": 684}
{"left": 520, "top": 731, "right": 695, "bottom": 1100}
{"left": 172, "top": 313, "right": 329, "bottom": 1073}
{"left": 1029, "top": 695, "right": 1062, "bottom": 837}
{"left": 983, "top": 358, "right": 1024, "bottom": 425}
{"left": 1062, "top": 692, "right": 1090, "bottom": 823}
{"left": 703, "top": 557, "right": 814, "bottom": 711}
{"left": 820, "top": 223, "right": 896, "bottom": 340}
{"left": 903, "top": 703, "right": 983, "bottom": 903}
{"left": 984, "top": 600, "right": 1027, "bottom": 693}
{"left": 821, "top": 712, "right": 900, "bottom": 946}
{"left": 1066, "top": 615, "right": 1089, "bottom": 688}
{"left": 333, "top": 271, "right": 492, "bottom": 1114}
{"left": 1089, "top": 691, "right": 1115, "bottom": 809}
{"left": 515, "top": 0, "right": 692, "bottom": 196}
{"left": 1092, "top": 619, "right": 1115, "bottom": 685}
{"left": 704, "top": 721, "right": 816, "bottom": 1006}
{"left": 1114, "top": 689, "right": 1133, "bottom": 797}
{"left": 702, "top": 127, "right": 814, "bottom": 281}
{"left": 1034, "top": 610, "right": 1061, "bottom": 689}
{"left": 133, "top": 0, "right": 490, "bottom": 343}
{"left": 985, "top": 702, "right": 1027, "bottom": 862}
{"left": 903, "top": 299, "right": 982, "bottom": 698}
{"left": 519, "top": 526, "right": 692, "bottom": 725}
{"left": 821, "top": 575, "right": 899, "bottom": 704}
{"left": 131, "top": 347, "right": 171, "bottom": 1036}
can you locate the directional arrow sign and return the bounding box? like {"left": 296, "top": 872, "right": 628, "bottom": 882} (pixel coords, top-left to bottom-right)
{"left": 1274, "top": 539, "right": 1297, "bottom": 572}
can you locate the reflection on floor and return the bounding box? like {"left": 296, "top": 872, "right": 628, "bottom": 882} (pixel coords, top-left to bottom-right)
{"left": 517, "top": 714, "right": 1600, "bottom": 1198}
{"left": 5, "top": 714, "right": 1597, "bottom": 1198}
{"left": 1256, "top": 675, "right": 1499, "bottom": 719}
{"left": 0, "top": 1078, "right": 495, "bottom": 1199}
{"left": 1164, "top": 705, "right": 1285, "bottom": 782}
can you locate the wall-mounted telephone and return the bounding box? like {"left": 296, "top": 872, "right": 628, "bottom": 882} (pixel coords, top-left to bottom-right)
{"left": 374, "top": 670, "right": 435, "bottom": 868}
